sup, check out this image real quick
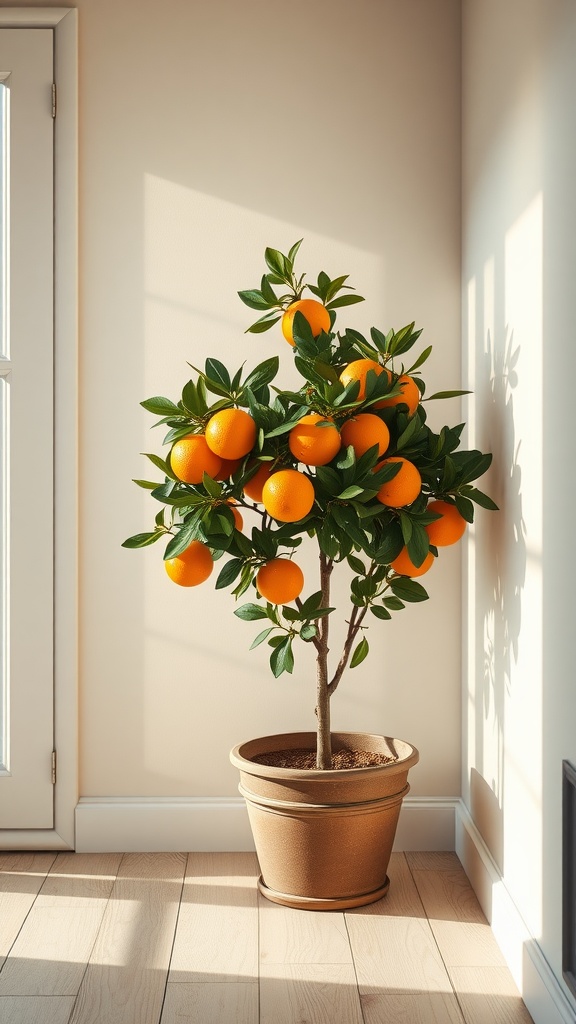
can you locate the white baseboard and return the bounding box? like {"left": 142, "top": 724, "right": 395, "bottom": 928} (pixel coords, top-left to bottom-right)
{"left": 456, "top": 800, "right": 576, "bottom": 1024}
{"left": 75, "top": 794, "right": 458, "bottom": 854}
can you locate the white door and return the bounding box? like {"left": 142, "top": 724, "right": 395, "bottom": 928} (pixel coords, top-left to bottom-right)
{"left": 0, "top": 29, "right": 55, "bottom": 827}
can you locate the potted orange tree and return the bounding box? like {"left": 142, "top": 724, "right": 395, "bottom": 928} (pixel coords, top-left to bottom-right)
{"left": 123, "top": 241, "right": 496, "bottom": 909}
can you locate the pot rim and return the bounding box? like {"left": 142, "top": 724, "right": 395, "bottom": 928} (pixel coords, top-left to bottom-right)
{"left": 230, "top": 731, "right": 419, "bottom": 781}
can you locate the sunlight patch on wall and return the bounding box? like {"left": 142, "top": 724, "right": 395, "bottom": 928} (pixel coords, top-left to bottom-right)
{"left": 502, "top": 191, "right": 543, "bottom": 934}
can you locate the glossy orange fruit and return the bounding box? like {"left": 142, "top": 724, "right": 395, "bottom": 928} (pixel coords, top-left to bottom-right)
{"left": 243, "top": 461, "right": 276, "bottom": 502}
{"left": 262, "top": 468, "right": 315, "bottom": 523}
{"left": 281, "top": 299, "right": 331, "bottom": 346}
{"left": 289, "top": 413, "right": 341, "bottom": 466}
{"left": 256, "top": 558, "right": 304, "bottom": 605}
{"left": 390, "top": 547, "right": 434, "bottom": 577}
{"left": 425, "top": 500, "right": 467, "bottom": 546}
{"left": 165, "top": 540, "right": 214, "bottom": 586}
{"left": 339, "top": 359, "right": 389, "bottom": 402}
{"left": 340, "top": 413, "right": 390, "bottom": 458}
{"left": 215, "top": 457, "right": 243, "bottom": 481}
{"left": 170, "top": 434, "right": 222, "bottom": 484}
{"left": 205, "top": 408, "right": 257, "bottom": 460}
{"left": 375, "top": 456, "right": 422, "bottom": 508}
{"left": 377, "top": 373, "right": 420, "bottom": 416}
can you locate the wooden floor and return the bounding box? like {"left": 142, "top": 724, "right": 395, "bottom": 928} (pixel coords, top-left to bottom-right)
{"left": 0, "top": 850, "right": 534, "bottom": 1024}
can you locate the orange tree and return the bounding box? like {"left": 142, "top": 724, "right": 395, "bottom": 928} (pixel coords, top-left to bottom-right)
{"left": 123, "top": 241, "right": 497, "bottom": 769}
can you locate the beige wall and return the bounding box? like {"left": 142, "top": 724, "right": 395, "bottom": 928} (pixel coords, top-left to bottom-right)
{"left": 2, "top": 0, "right": 462, "bottom": 798}
{"left": 462, "top": 0, "right": 576, "bottom": 999}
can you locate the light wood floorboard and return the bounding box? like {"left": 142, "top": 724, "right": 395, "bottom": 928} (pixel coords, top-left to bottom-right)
{"left": 69, "top": 852, "right": 186, "bottom": 1024}
{"left": 0, "top": 852, "right": 57, "bottom": 968}
{"left": 260, "top": 963, "right": 364, "bottom": 1024}
{"left": 0, "top": 850, "right": 534, "bottom": 1024}
{"left": 361, "top": 991, "right": 466, "bottom": 1023}
{"left": 346, "top": 852, "right": 453, "bottom": 995}
{"left": 161, "top": 982, "right": 258, "bottom": 1024}
{"left": 169, "top": 852, "right": 258, "bottom": 983}
{"left": 411, "top": 865, "right": 507, "bottom": 968}
{"left": 0, "top": 995, "right": 76, "bottom": 1024}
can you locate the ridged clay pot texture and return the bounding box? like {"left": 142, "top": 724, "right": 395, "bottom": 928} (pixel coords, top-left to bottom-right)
{"left": 230, "top": 731, "right": 419, "bottom": 911}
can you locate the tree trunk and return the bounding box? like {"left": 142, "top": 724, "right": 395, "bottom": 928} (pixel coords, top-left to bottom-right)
{"left": 316, "top": 552, "right": 332, "bottom": 769}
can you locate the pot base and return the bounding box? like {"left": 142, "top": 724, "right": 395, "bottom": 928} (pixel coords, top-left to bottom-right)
{"left": 257, "top": 873, "right": 390, "bottom": 911}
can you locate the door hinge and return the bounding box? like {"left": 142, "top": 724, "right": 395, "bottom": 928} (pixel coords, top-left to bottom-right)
{"left": 52, "top": 83, "right": 57, "bottom": 119}
{"left": 51, "top": 751, "right": 57, "bottom": 784}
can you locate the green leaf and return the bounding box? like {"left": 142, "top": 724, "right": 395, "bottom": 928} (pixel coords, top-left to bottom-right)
{"left": 300, "top": 623, "right": 318, "bottom": 641}
{"left": 407, "top": 345, "right": 433, "bottom": 374}
{"left": 370, "top": 605, "right": 392, "bottom": 620}
{"left": 324, "top": 274, "right": 351, "bottom": 302}
{"left": 426, "top": 390, "right": 471, "bottom": 401}
{"left": 202, "top": 474, "right": 223, "bottom": 498}
{"left": 264, "top": 247, "right": 289, "bottom": 281}
{"left": 205, "top": 358, "right": 231, "bottom": 391}
{"left": 454, "top": 494, "right": 475, "bottom": 523}
{"left": 238, "top": 288, "right": 272, "bottom": 310}
{"left": 132, "top": 479, "right": 160, "bottom": 490}
{"left": 243, "top": 356, "right": 279, "bottom": 392}
{"left": 326, "top": 294, "right": 365, "bottom": 310}
{"left": 246, "top": 314, "right": 282, "bottom": 334}
{"left": 383, "top": 596, "right": 405, "bottom": 610}
{"left": 249, "top": 627, "right": 274, "bottom": 649}
{"left": 337, "top": 485, "right": 365, "bottom": 500}
{"left": 347, "top": 554, "right": 366, "bottom": 576}
{"left": 260, "top": 275, "right": 279, "bottom": 306}
{"left": 462, "top": 486, "right": 499, "bottom": 511}
{"left": 299, "top": 591, "right": 323, "bottom": 617}
{"left": 406, "top": 523, "right": 431, "bottom": 567}
{"left": 370, "top": 327, "right": 389, "bottom": 353}
{"left": 235, "top": 603, "right": 269, "bottom": 621}
{"left": 389, "top": 577, "right": 429, "bottom": 602}
{"left": 181, "top": 380, "right": 205, "bottom": 417}
{"left": 163, "top": 519, "right": 203, "bottom": 559}
{"left": 350, "top": 637, "right": 369, "bottom": 668}
{"left": 215, "top": 558, "right": 244, "bottom": 590}
{"left": 282, "top": 606, "right": 301, "bottom": 622}
{"left": 121, "top": 530, "right": 165, "bottom": 549}
{"left": 287, "top": 239, "right": 303, "bottom": 266}
{"left": 141, "top": 396, "right": 181, "bottom": 416}
{"left": 270, "top": 637, "right": 294, "bottom": 677}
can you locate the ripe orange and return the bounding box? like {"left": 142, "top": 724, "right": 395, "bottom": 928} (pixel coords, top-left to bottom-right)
{"left": 390, "top": 547, "right": 434, "bottom": 577}
{"left": 243, "top": 461, "right": 276, "bottom": 502}
{"left": 375, "top": 456, "right": 422, "bottom": 508}
{"left": 289, "top": 413, "right": 341, "bottom": 466}
{"left": 215, "top": 457, "right": 243, "bottom": 481}
{"left": 425, "top": 500, "right": 467, "bottom": 546}
{"left": 165, "top": 540, "right": 214, "bottom": 587}
{"left": 339, "top": 359, "right": 389, "bottom": 402}
{"left": 170, "top": 434, "right": 222, "bottom": 484}
{"left": 262, "top": 468, "right": 315, "bottom": 523}
{"left": 281, "top": 299, "right": 331, "bottom": 346}
{"left": 256, "top": 558, "right": 304, "bottom": 605}
{"left": 340, "top": 413, "right": 390, "bottom": 458}
{"left": 377, "top": 374, "right": 420, "bottom": 416}
{"left": 205, "top": 408, "right": 257, "bottom": 460}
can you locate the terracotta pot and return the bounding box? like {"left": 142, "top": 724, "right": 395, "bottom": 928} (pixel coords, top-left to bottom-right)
{"left": 230, "top": 731, "right": 419, "bottom": 910}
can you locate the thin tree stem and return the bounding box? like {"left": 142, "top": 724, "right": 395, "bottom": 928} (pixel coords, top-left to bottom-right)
{"left": 315, "top": 551, "right": 333, "bottom": 769}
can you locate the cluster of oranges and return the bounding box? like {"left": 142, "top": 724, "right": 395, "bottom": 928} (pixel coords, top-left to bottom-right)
{"left": 157, "top": 294, "right": 471, "bottom": 598}
{"left": 162, "top": 299, "right": 468, "bottom": 602}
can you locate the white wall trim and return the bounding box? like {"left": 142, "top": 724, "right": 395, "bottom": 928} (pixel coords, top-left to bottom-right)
{"left": 0, "top": 7, "right": 78, "bottom": 850}
{"left": 456, "top": 800, "right": 576, "bottom": 1024}
{"left": 74, "top": 794, "right": 458, "bottom": 854}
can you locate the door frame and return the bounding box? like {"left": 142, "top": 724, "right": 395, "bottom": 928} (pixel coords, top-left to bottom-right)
{"left": 0, "top": 7, "right": 78, "bottom": 849}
